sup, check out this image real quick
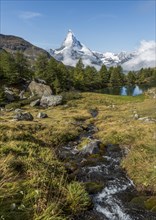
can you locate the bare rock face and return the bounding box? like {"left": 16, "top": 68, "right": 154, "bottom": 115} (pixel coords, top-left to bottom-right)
{"left": 40, "top": 95, "right": 62, "bottom": 107}
{"left": 28, "top": 81, "right": 52, "bottom": 97}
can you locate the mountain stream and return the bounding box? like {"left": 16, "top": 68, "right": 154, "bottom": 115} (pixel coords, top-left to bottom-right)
{"left": 60, "top": 110, "right": 156, "bottom": 220}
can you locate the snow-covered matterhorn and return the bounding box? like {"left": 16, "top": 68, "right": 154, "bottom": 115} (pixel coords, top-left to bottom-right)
{"left": 50, "top": 29, "right": 102, "bottom": 69}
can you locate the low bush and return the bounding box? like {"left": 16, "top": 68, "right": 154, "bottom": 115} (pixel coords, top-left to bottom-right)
{"left": 61, "top": 91, "right": 82, "bottom": 103}
{"left": 65, "top": 181, "right": 91, "bottom": 214}
{"left": 5, "top": 102, "right": 21, "bottom": 109}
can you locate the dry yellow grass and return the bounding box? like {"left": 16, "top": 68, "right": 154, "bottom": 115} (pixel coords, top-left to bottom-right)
{"left": 0, "top": 91, "right": 156, "bottom": 219}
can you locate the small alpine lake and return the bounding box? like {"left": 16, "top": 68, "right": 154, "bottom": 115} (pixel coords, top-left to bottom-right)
{"left": 96, "top": 84, "right": 154, "bottom": 96}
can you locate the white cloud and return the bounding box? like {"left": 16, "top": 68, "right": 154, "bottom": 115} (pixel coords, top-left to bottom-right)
{"left": 122, "top": 40, "right": 156, "bottom": 71}
{"left": 19, "top": 11, "right": 42, "bottom": 19}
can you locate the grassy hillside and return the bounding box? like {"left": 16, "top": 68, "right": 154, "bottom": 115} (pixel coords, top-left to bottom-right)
{"left": 0, "top": 91, "right": 156, "bottom": 219}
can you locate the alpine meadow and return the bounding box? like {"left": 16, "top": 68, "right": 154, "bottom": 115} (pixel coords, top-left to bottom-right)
{"left": 0, "top": 1, "right": 156, "bottom": 220}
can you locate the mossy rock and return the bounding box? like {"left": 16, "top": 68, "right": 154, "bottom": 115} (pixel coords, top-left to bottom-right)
{"left": 81, "top": 157, "right": 99, "bottom": 167}
{"left": 130, "top": 196, "right": 147, "bottom": 209}
{"left": 84, "top": 182, "right": 104, "bottom": 194}
{"left": 144, "top": 196, "right": 156, "bottom": 211}
{"left": 77, "top": 137, "right": 91, "bottom": 150}
{"left": 87, "top": 154, "right": 105, "bottom": 164}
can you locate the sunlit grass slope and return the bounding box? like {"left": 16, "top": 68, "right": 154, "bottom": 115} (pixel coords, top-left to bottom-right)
{"left": 0, "top": 91, "right": 155, "bottom": 219}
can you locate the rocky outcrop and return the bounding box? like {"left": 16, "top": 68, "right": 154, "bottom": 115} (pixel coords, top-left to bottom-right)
{"left": 37, "top": 112, "right": 48, "bottom": 118}
{"left": 13, "top": 112, "right": 33, "bottom": 121}
{"left": 0, "top": 34, "right": 50, "bottom": 61}
{"left": 28, "top": 81, "right": 52, "bottom": 97}
{"left": 40, "top": 95, "right": 62, "bottom": 107}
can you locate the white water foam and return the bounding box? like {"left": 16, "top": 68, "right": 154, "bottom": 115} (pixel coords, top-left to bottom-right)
{"left": 86, "top": 165, "right": 109, "bottom": 174}
{"left": 95, "top": 179, "right": 133, "bottom": 220}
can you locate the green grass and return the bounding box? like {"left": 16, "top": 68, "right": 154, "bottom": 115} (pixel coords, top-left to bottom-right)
{"left": 0, "top": 90, "right": 156, "bottom": 219}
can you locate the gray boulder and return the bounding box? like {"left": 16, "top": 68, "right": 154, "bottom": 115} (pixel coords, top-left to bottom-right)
{"left": 13, "top": 112, "right": 33, "bottom": 121}
{"left": 28, "top": 80, "right": 52, "bottom": 97}
{"left": 134, "top": 113, "right": 139, "bottom": 120}
{"left": 19, "top": 90, "right": 26, "bottom": 100}
{"left": 40, "top": 95, "right": 62, "bottom": 107}
{"left": 80, "top": 140, "right": 100, "bottom": 155}
{"left": 30, "top": 99, "right": 40, "bottom": 107}
{"left": 37, "top": 112, "right": 48, "bottom": 118}
{"left": 14, "top": 108, "right": 22, "bottom": 113}
{"left": 4, "top": 88, "right": 15, "bottom": 101}
{"left": 138, "top": 116, "right": 156, "bottom": 123}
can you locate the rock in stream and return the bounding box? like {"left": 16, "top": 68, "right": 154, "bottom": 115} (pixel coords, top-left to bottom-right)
{"left": 60, "top": 113, "right": 156, "bottom": 220}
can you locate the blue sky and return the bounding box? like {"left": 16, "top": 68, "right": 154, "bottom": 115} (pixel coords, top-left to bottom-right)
{"left": 1, "top": 0, "right": 156, "bottom": 53}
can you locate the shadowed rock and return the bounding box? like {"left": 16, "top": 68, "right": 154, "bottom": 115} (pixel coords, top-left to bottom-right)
{"left": 37, "top": 112, "right": 48, "bottom": 118}
{"left": 13, "top": 112, "right": 33, "bottom": 121}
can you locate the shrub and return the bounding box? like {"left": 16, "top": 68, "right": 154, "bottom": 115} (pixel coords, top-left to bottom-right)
{"left": 5, "top": 96, "right": 40, "bottom": 109}
{"left": 84, "top": 181, "right": 104, "bottom": 194}
{"left": 35, "top": 203, "right": 67, "bottom": 220}
{"left": 65, "top": 181, "right": 91, "bottom": 214}
{"left": 19, "top": 96, "right": 40, "bottom": 107}
{"left": 61, "top": 91, "right": 82, "bottom": 103}
{"left": 5, "top": 102, "right": 21, "bottom": 109}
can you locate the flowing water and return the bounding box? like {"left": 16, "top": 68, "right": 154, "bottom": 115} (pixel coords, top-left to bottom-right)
{"left": 61, "top": 112, "right": 156, "bottom": 220}
{"left": 77, "top": 141, "right": 156, "bottom": 220}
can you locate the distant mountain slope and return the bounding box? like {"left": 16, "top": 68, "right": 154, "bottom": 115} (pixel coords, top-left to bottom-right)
{"left": 0, "top": 34, "right": 50, "bottom": 61}
{"left": 94, "top": 51, "right": 135, "bottom": 67}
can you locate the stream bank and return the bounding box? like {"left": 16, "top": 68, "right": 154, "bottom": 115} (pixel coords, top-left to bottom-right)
{"left": 59, "top": 110, "right": 156, "bottom": 220}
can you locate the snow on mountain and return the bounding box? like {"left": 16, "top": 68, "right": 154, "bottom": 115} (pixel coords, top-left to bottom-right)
{"left": 50, "top": 30, "right": 102, "bottom": 69}
{"left": 122, "top": 40, "right": 156, "bottom": 71}
{"left": 50, "top": 30, "right": 156, "bottom": 71}
{"left": 94, "top": 51, "right": 135, "bottom": 67}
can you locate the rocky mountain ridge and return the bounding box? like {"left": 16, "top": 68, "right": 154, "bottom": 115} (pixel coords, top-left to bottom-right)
{"left": 0, "top": 34, "right": 50, "bottom": 61}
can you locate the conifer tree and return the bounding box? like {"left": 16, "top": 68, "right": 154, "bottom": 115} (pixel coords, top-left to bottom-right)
{"left": 73, "top": 59, "right": 84, "bottom": 89}
{"left": 35, "top": 54, "right": 49, "bottom": 79}
{"left": 110, "top": 66, "right": 124, "bottom": 86}
{"left": 99, "top": 65, "right": 110, "bottom": 84}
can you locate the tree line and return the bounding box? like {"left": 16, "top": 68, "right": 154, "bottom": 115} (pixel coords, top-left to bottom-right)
{"left": 0, "top": 50, "right": 156, "bottom": 95}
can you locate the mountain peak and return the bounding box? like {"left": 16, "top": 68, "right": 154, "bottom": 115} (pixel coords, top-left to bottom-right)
{"left": 62, "top": 30, "right": 81, "bottom": 48}
{"left": 68, "top": 29, "right": 73, "bottom": 33}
